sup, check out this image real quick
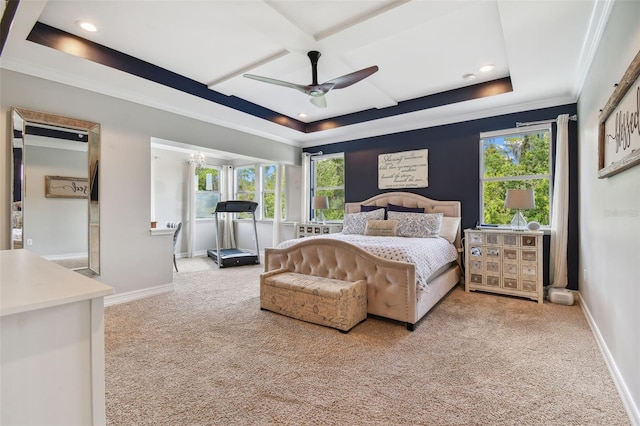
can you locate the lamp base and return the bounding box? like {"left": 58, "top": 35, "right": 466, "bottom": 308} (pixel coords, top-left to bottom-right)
{"left": 510, "top": 210, "right": 527, "bottom": 231}
{"left": 314, "top": 210, "right": 326, "bottom": 224}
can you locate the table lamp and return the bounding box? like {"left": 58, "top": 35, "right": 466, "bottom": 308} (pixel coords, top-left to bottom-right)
{"left": 312, "top": 196, "right": 329, "bottom": 223}
{"left": 504, "top": 189, "right": 535, "bottom": 231}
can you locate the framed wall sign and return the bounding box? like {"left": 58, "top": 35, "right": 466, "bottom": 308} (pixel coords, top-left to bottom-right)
{"left": 378, "top": 149, "right": 428, "bottom": 189}
{"left": 598, "top": 49, "right": 640, "bottom": 178}
{"left": 45, "top": 176, "right": 89, "bottom": 198}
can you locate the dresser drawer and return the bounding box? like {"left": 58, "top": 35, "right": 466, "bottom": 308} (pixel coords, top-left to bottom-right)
{"left": 464, "top": 229, "right": 542, "bottom": 304}
{"left": 503, "top": 262, "right": 518, "bottom": 276}
{"left": 503, "top": 277, "right": 518, "bottom": 290}
{"left": 522, "top": 280, "right": 538, "bottom": 292}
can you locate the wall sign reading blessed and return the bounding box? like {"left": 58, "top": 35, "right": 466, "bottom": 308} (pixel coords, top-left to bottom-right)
{"left": 45, "top": 176, "right": 89, "bottom": 199}
{"left": 378, "top": 149, "right": 428, "bottom": 189}
{"left": 598, "top": 49, "right": 640, "bottom": 178}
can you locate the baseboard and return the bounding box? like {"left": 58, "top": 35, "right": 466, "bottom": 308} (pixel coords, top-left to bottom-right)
{"left": 104, "top": 283, "right": 174, "bottom": 307}
{"left": 43, "top": 252, "right": 87, "bottom": 260}
{"left": 579, "top": 293, "right": 640, "bottom": 426}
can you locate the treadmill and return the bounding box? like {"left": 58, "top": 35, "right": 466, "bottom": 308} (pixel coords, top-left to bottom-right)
{"left": 207, "top": 200, "right": 260, "bottom": 268}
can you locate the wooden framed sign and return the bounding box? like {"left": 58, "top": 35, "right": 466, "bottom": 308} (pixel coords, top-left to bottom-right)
{"left": 378, "top": 149, "right": 428, "bottom": 189}
{"left": 45, "top": 176, "right": 89, "bottom": 198}
{"left": 598, "top": 49, "right": 640, "bottom": 178}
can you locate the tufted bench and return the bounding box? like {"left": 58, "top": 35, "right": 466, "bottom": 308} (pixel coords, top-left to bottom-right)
{"left": 260, "top": 269, "right": 367, "bottom": 332}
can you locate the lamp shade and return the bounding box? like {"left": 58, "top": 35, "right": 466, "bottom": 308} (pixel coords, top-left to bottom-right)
{"left": 504, "top": 189, "right": 535, "bottom": 210}
{"left": 312, "top": 196, "right": 329, "bottom": 210}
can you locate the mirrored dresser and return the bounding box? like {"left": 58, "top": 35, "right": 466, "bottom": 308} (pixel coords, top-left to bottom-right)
{"left": 464, "top": 228, "right": 544, "bottom": 304}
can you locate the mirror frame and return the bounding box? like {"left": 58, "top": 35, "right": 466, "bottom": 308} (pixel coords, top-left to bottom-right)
{"left": 11, "top": 107, "right": 101, "bottom": 274}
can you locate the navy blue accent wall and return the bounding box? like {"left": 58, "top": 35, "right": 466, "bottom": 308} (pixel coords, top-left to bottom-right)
{"left": 307, "top": 103, "right": 579, "bottom": 290}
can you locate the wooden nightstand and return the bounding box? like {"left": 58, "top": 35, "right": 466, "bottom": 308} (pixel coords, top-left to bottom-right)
{"left": 295, "top": 223, "right": 343, "bottom": 238}
{"left": 464, "top": 228, "right": 543, "bottom": 304}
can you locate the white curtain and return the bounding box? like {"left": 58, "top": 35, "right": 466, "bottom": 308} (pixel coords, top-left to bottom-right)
{"left": 187, "top": 161, "right": 197, "bottom": 258}
{"left": 550, "top": 114, "right": 569, "bottom": 288}
{"left": 272, "top": 164, "right": 284, "bottom": 247}
{"left": 301, "top": 153, "right": 311, "bottom": 223}
{"left": 220, "top": 165, "right": 236, "bottom": 248}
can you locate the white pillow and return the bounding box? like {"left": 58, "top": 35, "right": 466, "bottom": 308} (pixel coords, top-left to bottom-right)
{"left": 439, "top": 217, "right": 461, "bottom": 243}
{"left": 342, "top": 208, "right": 385, "bottom": 234}
{"left": 387, "top": 211, "right": 443, "bottom": 238}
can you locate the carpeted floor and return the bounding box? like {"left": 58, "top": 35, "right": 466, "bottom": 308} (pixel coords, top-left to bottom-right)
{"left": 104, "top": 256, "right": 630, "bottom": 425}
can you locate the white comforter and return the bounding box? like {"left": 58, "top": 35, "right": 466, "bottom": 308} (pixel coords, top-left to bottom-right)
{"left": 278, "top": 233, "right": 458, "bottom": 291}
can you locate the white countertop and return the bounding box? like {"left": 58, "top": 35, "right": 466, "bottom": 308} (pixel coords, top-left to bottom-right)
{"left": 0, "top": 249, "right": 114, "bottom": 317}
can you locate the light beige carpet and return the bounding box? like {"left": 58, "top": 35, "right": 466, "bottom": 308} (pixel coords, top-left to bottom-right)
{"left": 105, "top": 257, "right": 629, "bottom": 425}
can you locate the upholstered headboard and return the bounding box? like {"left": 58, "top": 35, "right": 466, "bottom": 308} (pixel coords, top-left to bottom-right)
{"left": 344, "top": 192, "right": 462, "bottom": 250}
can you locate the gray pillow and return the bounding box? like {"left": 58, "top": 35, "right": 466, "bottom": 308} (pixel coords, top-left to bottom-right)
{"left": 342, "top": 208, "right": 385, "bottom": 234}
{"left": 387, "top": 211, "right": 443, "bottom": 238}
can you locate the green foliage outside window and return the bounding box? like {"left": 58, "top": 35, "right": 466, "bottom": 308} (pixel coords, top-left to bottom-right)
{"left": 314, "top": 156, "right": 345, "bottom": 220}
{"left": 482, "top": 129, "right": 551, "bottom": 225}
{"left": 195, "top": 167, "right": 220, "bottom": 218}
{"left": 262, "top": 165, "right": 285, "bottom": 220}
{"left": 236, "top": 167, "right": 256, "bottom": 219}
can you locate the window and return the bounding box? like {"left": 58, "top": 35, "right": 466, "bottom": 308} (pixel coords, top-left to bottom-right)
{"left": 480, "top": 124, "right": 552, "bottom": 226}
{"left": 195, "top": 166, "right": 220, "bottom": 218}
{"left": 312, "top": 154, "right": 345, "bottom": 221}
{"left": 262, "top": 165, "right": 285, "bottom": 220}
{"left": 235, "top": 166, "right": 256, "bottom": 219}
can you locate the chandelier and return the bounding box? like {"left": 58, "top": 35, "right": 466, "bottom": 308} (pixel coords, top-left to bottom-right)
{"left": 191, "top": 152, "right": 206, "bottom": 172}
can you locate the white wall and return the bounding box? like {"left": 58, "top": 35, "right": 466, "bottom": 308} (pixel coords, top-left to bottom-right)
{"left": 577, "top": 1, "right": 640, "bottom": 423}
{"left": 24, "top": 144, "right": 87, "bottom": 257}
{"left": 1, "top": 70, "right": 300, "bottom": 296}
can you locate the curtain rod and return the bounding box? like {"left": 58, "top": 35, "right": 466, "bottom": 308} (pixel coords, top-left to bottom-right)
{"left": 516, "top": 114, "right": 577, "bottom": 127}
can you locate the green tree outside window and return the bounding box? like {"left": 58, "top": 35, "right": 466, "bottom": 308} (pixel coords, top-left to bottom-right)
{"left": 481, "top": 126, "right": 552, "bottom": 225}
{"left": 262, "top": 165, "right": 285, "bottom": 220}
{"left": 313, "top": 155, "right": 345, "bottom": 221}
{"left": 235, "top": 166, "right": 256, "bottom": 219}
{"left": 195, "top": 167, "right": 220, "bottom": 218}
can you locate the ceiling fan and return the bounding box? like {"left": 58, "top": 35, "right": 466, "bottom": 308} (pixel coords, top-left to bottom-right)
{"left": 243, "top": 51, "right": 379, "bottom": 108}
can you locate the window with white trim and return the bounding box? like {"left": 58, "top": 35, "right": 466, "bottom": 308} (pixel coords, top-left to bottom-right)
{"left": 262, "top": 164, "right": 285, "bottom": 220}
{"left": 480, "top": 124, "right": 552, "bottom": 226}
{"left": 312, "top": 153, "right": 345, "bottom": 221}
{"left": 195, "top": 166, "right": 220, "bottom": 218}
{"left": 235, "top": 166, "right": 256, "bottom": 219}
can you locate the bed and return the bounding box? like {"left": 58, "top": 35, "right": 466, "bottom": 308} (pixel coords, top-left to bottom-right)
{"left": 263, "top": 192, "right": 462, "bottom": 330}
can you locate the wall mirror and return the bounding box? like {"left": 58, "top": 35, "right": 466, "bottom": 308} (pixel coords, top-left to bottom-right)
{"left": 11, "top": 108, "right": 100, "bottom": 275}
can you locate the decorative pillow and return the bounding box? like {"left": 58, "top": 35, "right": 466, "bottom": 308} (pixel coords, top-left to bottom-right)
{"left": 360, "top": 204, "right": 383, "bottom": 212}
{"left": 387, "top": 211, "right": 443, "bottom": 238}
{"left": 342, "top": 208, "right": 385, "bottom": 234}
{"left": 387, "top": 203, "right": 425, "bottom": 213}
{"left": 439, "top": 216, "right": 461, "bottom": 243}
{"left": 361, "top": 204, "right": 387, "bottom": 219}
{"left": 365, "top": 219, "right": 398, "bottom": 237}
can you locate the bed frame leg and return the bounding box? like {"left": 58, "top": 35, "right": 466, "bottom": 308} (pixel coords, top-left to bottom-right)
{"left": 406, "top": 323, "right": 415, "bottom": 332}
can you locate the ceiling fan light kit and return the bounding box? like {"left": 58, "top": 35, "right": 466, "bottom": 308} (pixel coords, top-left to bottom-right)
{"left": 243, "top": 51, "right": 378, "bottom": 108}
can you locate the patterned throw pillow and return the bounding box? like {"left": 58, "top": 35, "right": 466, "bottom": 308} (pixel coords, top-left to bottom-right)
{"left": 361, "top": 204, "right": 387, "bottom": 219}
{"left": 365, "top": 219, "right": 398, "bottom": 237}
{"left": 342, "top": 208, "right": 385, "bottom": 234}
{"left": 387, "top": 211, "right": 443, "bottom": 238}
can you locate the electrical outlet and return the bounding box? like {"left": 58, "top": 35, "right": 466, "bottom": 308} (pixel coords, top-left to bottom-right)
{"left": 27, "top": 239, "right": 33, "bottom": 246}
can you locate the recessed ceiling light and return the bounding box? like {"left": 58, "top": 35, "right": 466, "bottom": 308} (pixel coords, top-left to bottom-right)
{"left": 463, "top": 73, "right": 476, "bottom": 81}
{"left": 76, "top": 20, "right": 97, "bottom": 32}
{"left": 298, "top": 113, "right": 307, "bottom": 118}
{"left": 478, "top": 64, "right": 495, "bottom": 73}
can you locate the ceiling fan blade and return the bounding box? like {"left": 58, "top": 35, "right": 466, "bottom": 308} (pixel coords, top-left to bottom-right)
{"left": 324, "top": 66, "right": 379, "bottom": 90}
{"left": 310, "top": 95, "right": 327, "bottom": 108}
{"left": 243, "top": 74, "right": 308, "bottom": 94}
